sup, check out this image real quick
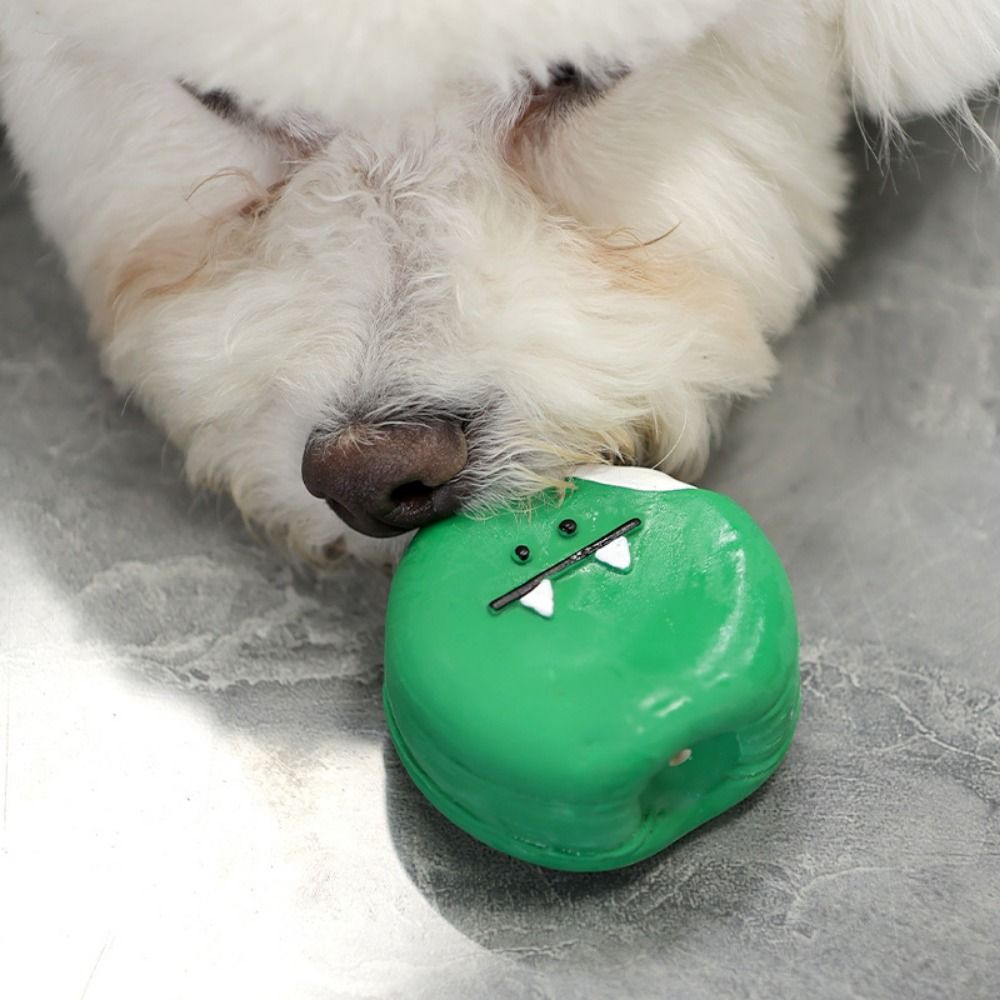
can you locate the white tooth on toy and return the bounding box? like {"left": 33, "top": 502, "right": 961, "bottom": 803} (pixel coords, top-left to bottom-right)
{"left": 595, "top": 535, "right": 631, "bottom": 571}
{"left": 519, "top": 579, "right": 554, "bottom": 618}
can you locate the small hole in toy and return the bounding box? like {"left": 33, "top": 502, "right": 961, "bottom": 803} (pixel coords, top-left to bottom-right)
{"left": 639, "top": 733, "right": 739, "bottom": 819}
{"left": 513, "top": 545, "right": 531, "bottom": 563}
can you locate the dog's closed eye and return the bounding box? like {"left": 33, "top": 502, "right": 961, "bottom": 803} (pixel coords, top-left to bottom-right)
{"left": 548, "top": 63, "right": 587, "bottom": 91}
{"left": 531, "top": 61, "right": 629, "bottom": 114}
{"left": 507, "top": 61, "right": 628, "bottom": 162}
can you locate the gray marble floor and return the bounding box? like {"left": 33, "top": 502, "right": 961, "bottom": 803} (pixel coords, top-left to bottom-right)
{"left": 2, "top": 117, "right": 999, "bottom": 1000}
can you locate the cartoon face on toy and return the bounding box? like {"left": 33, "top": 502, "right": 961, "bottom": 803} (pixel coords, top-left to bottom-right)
{"left": 485, "top": 466, "right": 686, "bottom": 620}
{"left": 383, "top": 466, "right": 800, "bottom": 871}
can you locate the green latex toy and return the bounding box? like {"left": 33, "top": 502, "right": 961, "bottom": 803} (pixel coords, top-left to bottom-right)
{"left": 383, "top": 466, "right": 800, "bottom": 871}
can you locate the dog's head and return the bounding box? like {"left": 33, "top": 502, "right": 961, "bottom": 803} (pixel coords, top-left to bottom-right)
{"left": 100, "top": 61, "right": 808, "bottom": 561}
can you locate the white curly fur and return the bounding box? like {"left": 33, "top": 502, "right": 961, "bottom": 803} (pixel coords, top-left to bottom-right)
{"left": 2, "top": 0, "right": 999, "bottom": 561}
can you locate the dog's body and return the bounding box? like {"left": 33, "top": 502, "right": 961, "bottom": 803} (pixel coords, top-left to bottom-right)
{"left": 3, "top": 1, "right": 999, "bottom": 559}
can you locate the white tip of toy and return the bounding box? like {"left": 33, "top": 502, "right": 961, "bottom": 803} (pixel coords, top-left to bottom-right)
{"left": 519, "top": 578, "right": 554, "bottom": 618}
{"left": 595, "top": 535, "right": 631, "bottom": 571}
{"left": 573, "top": 465, "right": 694, "bottom": 492}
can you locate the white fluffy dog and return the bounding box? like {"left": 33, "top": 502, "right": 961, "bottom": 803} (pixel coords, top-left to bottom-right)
{"left": 3, "top": 1, "right": 999, "bottom": 561}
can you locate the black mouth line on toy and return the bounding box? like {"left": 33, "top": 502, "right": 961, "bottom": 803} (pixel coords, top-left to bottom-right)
{"left": 489, "top": 518, "right": 642, "bottom": 613}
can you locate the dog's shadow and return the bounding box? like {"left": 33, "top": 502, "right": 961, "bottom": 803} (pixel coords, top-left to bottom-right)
{"left": 2, "top": 111, "right": 990, "bottom": 951}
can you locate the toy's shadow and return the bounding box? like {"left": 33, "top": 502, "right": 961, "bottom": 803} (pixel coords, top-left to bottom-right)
{"left": 380, "top": 733, "right": 797, "bottom": 953}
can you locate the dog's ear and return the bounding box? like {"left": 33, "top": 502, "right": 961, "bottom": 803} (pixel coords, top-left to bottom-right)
{"left": 843, "top": 0, "right": 1000, "bottom": 121}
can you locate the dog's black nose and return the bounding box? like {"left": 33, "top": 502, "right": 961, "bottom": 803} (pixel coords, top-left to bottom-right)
{"left": 301, "top": 421, "right": 468, "bottom": 537}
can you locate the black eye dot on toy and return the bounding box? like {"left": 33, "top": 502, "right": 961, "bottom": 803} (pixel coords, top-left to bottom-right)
{"left": 558, "top": 519, "right": 578, "bottom": 536}
{"left": 512, "top": 544, "right": 531, "bottom": 563}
